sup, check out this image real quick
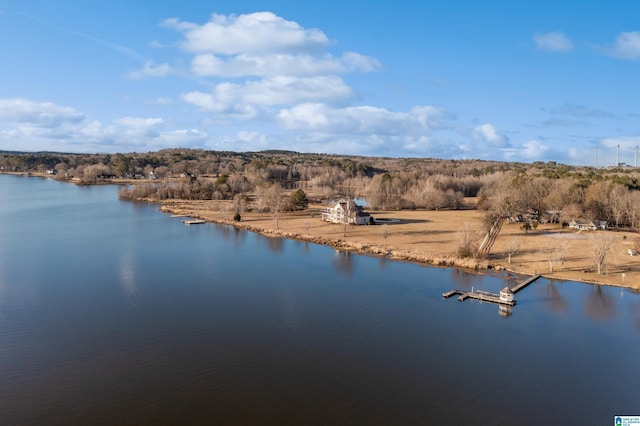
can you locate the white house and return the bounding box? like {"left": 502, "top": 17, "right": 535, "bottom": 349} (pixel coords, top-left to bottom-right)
{"left": 322, "top": 199, "right": 371, "bottom": 225}
{"left": 568, "top": 220, "right": 607, "bottom": 231}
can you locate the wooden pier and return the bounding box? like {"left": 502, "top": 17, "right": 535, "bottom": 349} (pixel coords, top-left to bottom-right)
{"left": 510, "top": 274, "right": 541, "bottom": 293}
{"left": 442, "top": 274, "right": 542, "bottom": 307}
{"left": 459, "top": 291, "right": 515, "bottom": 306}
{"left": 182, "top": 219, "right": 206, "bottom": 225}
{"left": 443, "top": 289, "right": 515, "bottom": 306}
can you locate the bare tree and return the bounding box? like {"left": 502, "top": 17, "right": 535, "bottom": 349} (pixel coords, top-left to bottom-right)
{"left": 560, "top": 203, "right": 583, "bottom": 224}
{"left": 608, "top": 184, "right": 628, "bottom": 228}
{"left": 505, "top": 237, "right": 521, "bottom": 263}
{"left": 265, "top": 183, "right": 283, "bottom": 230}
{"left": 233, "top": 194, "right": 247, "bottom": 219}
{"left": 254, "top": 184, "right": 270, "bottom": 217}
{"left": 380, "top": 224, "right": 390, "bottom": 244}
{"left": 592, "top": 234, "right": 614, "bottom": 275}
{"left": 624, "top": 191, "right": 640, "bottom": 231}
{"left": 82, "top": 163, "right": 111, "bottom": 182}
{"left": 540, "top": 238, "right": 569, "bottom": 272}
{"left": 457, "top": 222, "right": 480, "bottom": 258}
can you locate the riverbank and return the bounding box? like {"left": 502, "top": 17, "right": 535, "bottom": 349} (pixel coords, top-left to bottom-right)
{"left": 154, "top": 198, "right": 640, "bottom": 291}
{"left": 8, "top": 172, "right": 638, "bottom": 289}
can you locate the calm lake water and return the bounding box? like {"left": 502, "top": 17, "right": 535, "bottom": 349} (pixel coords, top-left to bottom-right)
{"left": 0, "top": 174, "right": 638, "bottom": 425}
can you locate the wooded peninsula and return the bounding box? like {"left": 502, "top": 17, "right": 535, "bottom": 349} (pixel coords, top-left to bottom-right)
{"left": 3, "top": 148, "right": 640, "bottom": 290}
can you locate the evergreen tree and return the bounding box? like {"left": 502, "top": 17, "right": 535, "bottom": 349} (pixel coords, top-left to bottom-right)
{"left": 291, "top": 189, "right": 309, "bottom": 210}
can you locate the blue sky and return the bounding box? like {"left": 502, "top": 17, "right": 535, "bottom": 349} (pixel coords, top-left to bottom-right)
{"left": 1, "top": 1, "right": 639, "bottom": 165}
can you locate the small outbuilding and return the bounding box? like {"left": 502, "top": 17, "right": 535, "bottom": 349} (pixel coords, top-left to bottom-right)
{"left": 499, "top": 287, "right": 514, "bottom": 303}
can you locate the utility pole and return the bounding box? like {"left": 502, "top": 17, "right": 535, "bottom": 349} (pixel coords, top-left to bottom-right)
{"left": 595, "top": 147, "right": 598, "bottom": 168}
{"left": 616, "top": 144, "right": 620, "bottom": 167}
{"left": 636, "top": 145, "right": 638, "bottom": 168}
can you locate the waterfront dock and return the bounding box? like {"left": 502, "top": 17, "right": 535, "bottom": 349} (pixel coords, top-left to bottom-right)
{"left": 442, "top": 275, "right": 542, "bottom": 307}
{"left": 510, "top": 274, "right": 541, "bottom": 293}
{"left": 182, "top": 219, "right": 206, "bottom": 225}
{"left": 458, "top": 291, "right": 515, "bottom": 306}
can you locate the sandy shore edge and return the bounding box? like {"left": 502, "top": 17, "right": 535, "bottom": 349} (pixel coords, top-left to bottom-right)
{"left": 154, "top": 201, "right": 640, "bottom": 291}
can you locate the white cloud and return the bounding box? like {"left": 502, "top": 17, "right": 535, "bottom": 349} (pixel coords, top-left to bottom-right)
{"left": 164, "top": 12, "right": 328, "bottom": 54}
{"left": 129, "top": 61, "right": 172, "bottom": 79}
{"left": 191, "top": 52, "right": 379, "bottom": 77}
{"left": 521, "top": 140, "right": 549, "bottom": 159}
{"left": 500, "top": 140, "right": 549, "bottom": 161}
{"left": 0, "top": 98, "right": 207, "bottom": 152}
{"left": 183, "top": 76, "right": 354, "bottom": 114}
{"left": 608, "top": 31, "right": 640, "bottom": 60}
{"left": 602, "top": 136, "right": 640, "bottom": 150}
{"left": 473, "top": 123, "right": 508, "bottom": 146}
{"left": 277, "top": 103, "right": 446, "bottom": 135}
{"left": 156, "top": 129, "right": 208, "bottom": 147}
{"left": 533, "top": 31, "right": 574, "bottom": 53}
{"left": 115, "top": 117, "right": 165, "bottom": 137}
{"left": 146, "top": 97, "right": 173, "bottom": 106}
{"left": 0, "top": 98, "right": 85, "bottom": 127}
{"left": 182, "top": 91, "right": 259, "bottom": 120}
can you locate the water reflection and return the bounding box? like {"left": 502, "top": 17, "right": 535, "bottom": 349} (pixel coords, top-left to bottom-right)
{"left": 629, "top": 291, "right": 640, "bottom": 332}
{"left": 499, "top": 305, "right": 512, "bottom": 317}
{"left": 300, "top": 241, "right": 310, "bottom": 255}
{"left": 231, "top": 227, "right": 247, "bottom": 247}
{"left": 450, "top": 269, "right": 483, "bottom": 290}
{"left": 584, "top": 285, "right": 617, "bottom": 321}
{"left": 216, "top": 223, "right": 231, "bottom": 240}
{"left": 265, "top": 236, "right": 285, "bottom": 253}
{"left": 378, "top": 256, "right": 388, "bottom": 271}
{"left": 541, "top": 280, "right": 567, "bottom": 314}
{"left": 119, "top": 255, "right": 138, "bottom": 308}
{"left": 332, "top": 251, "right": 355, "bottom": 278}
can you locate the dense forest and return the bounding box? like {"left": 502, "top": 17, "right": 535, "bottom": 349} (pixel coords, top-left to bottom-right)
{"left": 3, "top": 148, "right": 640, "bottom": 231}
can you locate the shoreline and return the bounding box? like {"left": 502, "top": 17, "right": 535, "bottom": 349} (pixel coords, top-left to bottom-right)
{"left": 5, "top": 172, "right": 638, "bottom": 291}
{"left": 152, "top": 199, "right": 640, "bottom": 291}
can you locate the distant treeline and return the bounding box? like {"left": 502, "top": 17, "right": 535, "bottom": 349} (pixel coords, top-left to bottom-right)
{"left": 3, "top": 149, "right": 640, "bottom": 229}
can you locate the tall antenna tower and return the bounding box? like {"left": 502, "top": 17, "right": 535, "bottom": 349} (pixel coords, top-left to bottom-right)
{"left": 595, "top": 147, "right": 598, "bottom": 168}
{"left": 616, "top": 144, "right": 620, "bottom": 167}
{"left": 636, "top": 145, "right": 638, "bottom": 168}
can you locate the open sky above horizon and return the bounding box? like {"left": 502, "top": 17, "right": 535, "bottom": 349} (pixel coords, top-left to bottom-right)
{"left": 1, "top": 1, "right": 639, "bottom": 165}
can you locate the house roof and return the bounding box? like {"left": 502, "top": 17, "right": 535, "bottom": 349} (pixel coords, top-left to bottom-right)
{"left": 500, "top": 287, "right": 513, "bottom": 294}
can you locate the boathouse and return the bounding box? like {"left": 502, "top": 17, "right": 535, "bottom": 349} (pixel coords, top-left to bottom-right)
{"left": 499, "top": 287, "right": 514, "bottom": 303}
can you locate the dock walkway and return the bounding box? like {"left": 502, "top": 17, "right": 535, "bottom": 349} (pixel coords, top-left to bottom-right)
{"left": 442, "top": 274, "right": 542, "bottom": 307}
{"left": 510, "top": 275, "right": 541, "bottom": 293}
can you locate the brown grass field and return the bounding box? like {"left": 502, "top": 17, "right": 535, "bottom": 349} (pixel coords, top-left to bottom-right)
{"left": 157, "top": 199, "right": 640, "bottom": 291}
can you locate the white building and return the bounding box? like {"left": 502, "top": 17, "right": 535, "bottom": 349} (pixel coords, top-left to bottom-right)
{"left": 499, "top": 287, "right": 514, "bottom": 303}
{"left": 568, "top": 220, "right": 607, "bottom": 231}
{"left": 321, "top": 199, "right": 371, "bottom": 225}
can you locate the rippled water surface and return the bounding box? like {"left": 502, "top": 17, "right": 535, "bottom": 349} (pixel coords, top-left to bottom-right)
{"left": 0, "top": 174, "right": 638, "bottom": 424}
